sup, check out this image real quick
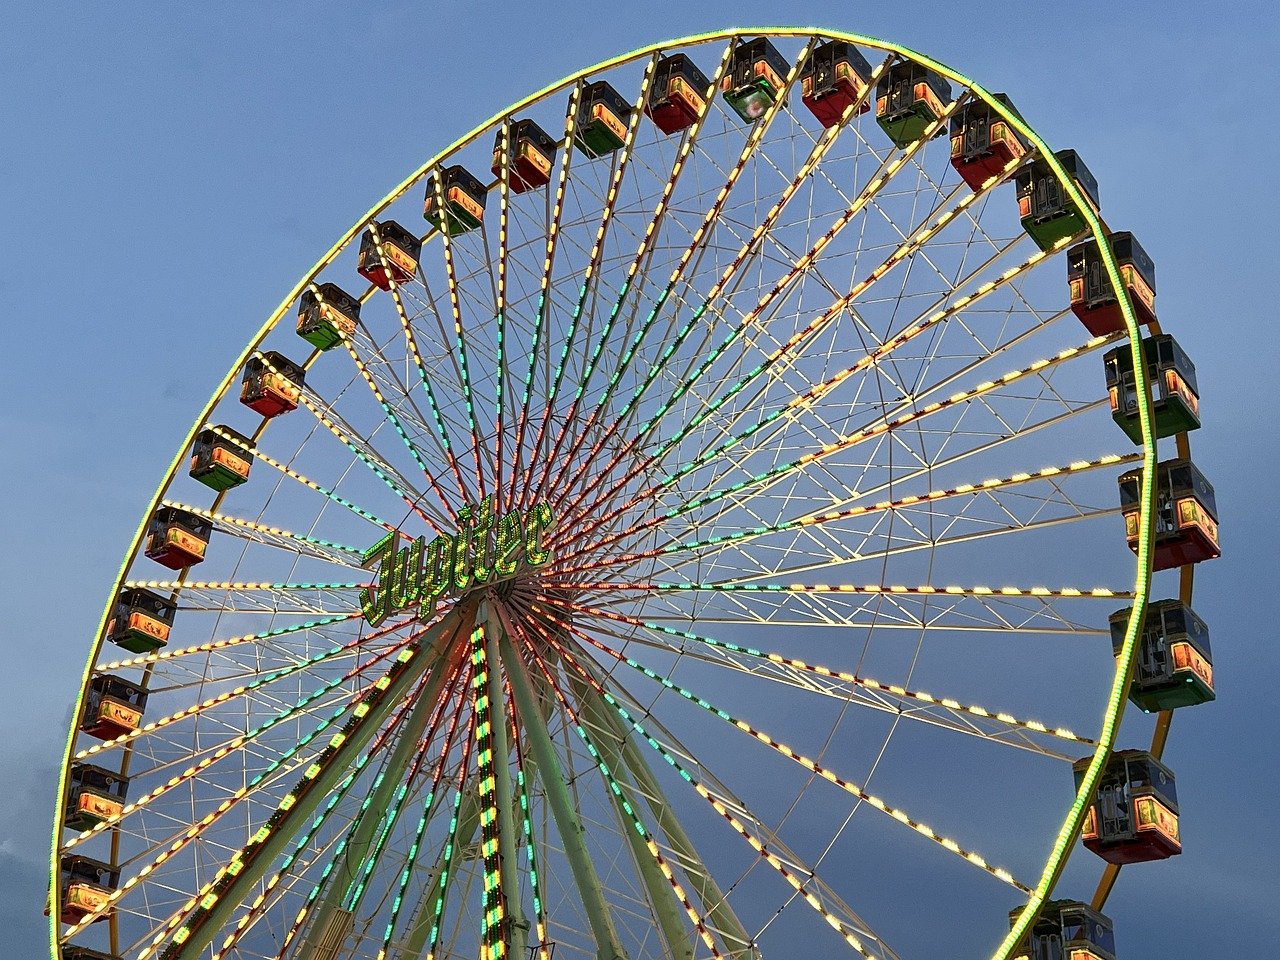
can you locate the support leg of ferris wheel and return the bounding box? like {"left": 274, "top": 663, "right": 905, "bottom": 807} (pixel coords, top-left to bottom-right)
{"left": 499, "top": 626, "right": 631, "bottom": 960}
{"left": 165, "top": 615, "right": 455, "bottom": 960}
{"left": 481, "top": 601, "right": 531, "bottom": 960}
{"left": 566, "top": 671, "right": 695, "bottom": 960}
{"left": 569, "top": 668, "right": 757, "bottom": 960}
{"left": 290, "top": 617, "right": 467, "bottom": 960}
{"left": 391, "top": 778, "right": 484, "bottom": 960}
{"left": 392, "top": 648, "right": 545, "bottom": 960}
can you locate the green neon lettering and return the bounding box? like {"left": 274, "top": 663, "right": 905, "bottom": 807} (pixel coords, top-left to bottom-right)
{"left": 360, "top": 502, "right": 554, "bottom": 624}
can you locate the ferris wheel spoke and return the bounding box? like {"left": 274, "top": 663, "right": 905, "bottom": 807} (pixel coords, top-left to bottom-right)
{"left": 550, "top": 598, "right": 1092, "bottom": 753}
{"left": 155, "top": 499, "right": 364, "bottom": 569}
{"left": 529, "top": 617, "right": 898, "bottom": 960}
{"left": 341, "top": 260, "right": 471, "bottom": 518}
{"left": 558, "top": 581, "right": 1132, "bottom": 647}
{"left": 276, "top": 363, "right": 448, "bottom": 529}
{"left": 555, "top": 221, "right": 1057, "bottom": 555}
{"left": 64, "top": 625, "right": 424, "bottom": 874}
{"left": 554, "top": 220, "right": 1073, "bottom": 559}
{"left": 134, "top": 615, "right": 452, "bottom": 960}
{"left": 633, "top": 612, "right": 1105, "bottom": 635}
{"left": 92, "top": 612, "right": 360, "bottom": 675}
{"left": 521, "top": 54, "right": 660, "bottom": 511}
{"left": 543, "top": 44, "right": 735, "bottom": 503}
{"left": 560, "top": 453, "right": 1136, "bottom": 578}
{"left": 200, "top": 424, "right": 400, "bottom": 533}
{"left": 557, "top": 330, "right": 1114, "bottom": 565}
{"left": 548, "top": 610, "right": 1032, "bottom": 892}
{"left": 553, "top": 131, "right": 1001, "bottom": 548}
{"left": 509, "top": 83, "right": 583, "bottom": 515}
{"left": 563, "top": 577, "right": 1131, "bottom": 605}
{"left": 526, "top": 38, "right": 814, "bottom": 518}
{"left": 552, "top": 50, "right": 889, "bottom": 524}
{"left": 334, "top": 229, "right": 461, "bottom": 501}
{"left": 425, "top": 173, "right": 493, "bottom": 500}
{"left": 376, "top": 265, "right": 480, "bottom": 477}
{"left": 119, "top": 580, "right": 365, "bottom": 615}
{"left": 60, "top": 645, "right": 426, "bottom": 943}
{"left": 494, "top": 121, "right": 515, "bottom": 505}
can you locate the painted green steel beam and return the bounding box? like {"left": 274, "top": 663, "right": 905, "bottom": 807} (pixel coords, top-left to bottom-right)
{"left": 481, "top": 603, "right": 530, "bottom": 960}
{"left": 571, "top": 669, "right": 755, "bottom": 958}
{"left": 569, "top": 674, "right": 694, "bottom": 960}
{"left": 499, "top": 630, "right": 629, "bottom": 960}
{"left": 392, "top": 778, "right": 484, "bottom": 960}
{"left": 290, "top": 622, "right": 463, "bottom": 960}
{"left": 159, "top": 616, "right": 455, "bottom": 960}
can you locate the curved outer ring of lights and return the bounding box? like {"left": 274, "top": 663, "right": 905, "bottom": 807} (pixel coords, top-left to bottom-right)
{"left": 48, "top": 27, "right": 1167, "bottom": 960}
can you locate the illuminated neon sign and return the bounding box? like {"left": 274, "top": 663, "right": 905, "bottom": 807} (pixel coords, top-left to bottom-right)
{"left": 360, "top": 498, "right": 553, "bottom": 625}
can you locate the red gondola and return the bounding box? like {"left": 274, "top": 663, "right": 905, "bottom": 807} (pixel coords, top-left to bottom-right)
{"left": 240, "top": 351, "right": 305, "bottom": 419}
{"left": 1068, "top": 232, "right": 1157, "bottom": 336}
{"left": 800, "top": 40, "right": 873, "bottom": 127}
{"left": 1075, "top": 750, "right": 1181, "bottom": 864}
{"left": 493, "top": 119, "right": 556, "bottom": 192}
{"left": 949, "top": 94, "right": 1028, "bottom": 190}
{"left": 646, "top": 54, "right": 712, "bottom": 134}
{"left": 144, "top": 505, "right": 211, "bottom": 570}
{"left": 1119, "top": 458, "right": 1220, "bottom": 570}
{"left": 59, "top": 856, "right": 119, "bottom": 924}
{"left": 80, "top": 675, "right": 148, "bottom": 741}
{"left": 357, "top": 219, "right": 421, "bottom": 289}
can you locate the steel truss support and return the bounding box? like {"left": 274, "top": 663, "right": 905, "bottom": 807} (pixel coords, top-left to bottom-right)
{"left": 499, "top": 627, "right": 630, "bottom": 960}
{"left": 481, "top": 602, "right": 530, "bottom": 960}
{"left": 290, "top": 619, "right": 468, "bottom": 960}
{"left": 568, "top": 673, "right": 695, "bottom": 960}
{"left": 164, "top": 615, "right": 460, "bottom": 960}
{"left": 570, "top": 666, "right": 756, "bottom": 959}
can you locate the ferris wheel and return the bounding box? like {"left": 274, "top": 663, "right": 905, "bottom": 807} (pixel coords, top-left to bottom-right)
{"left": 51, "top": 28, "right": 1219, "bottom": 960}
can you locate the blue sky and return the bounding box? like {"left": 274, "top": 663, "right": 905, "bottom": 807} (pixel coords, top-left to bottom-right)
{"left": 3, "top": 2, "right": 1278, "bottom": 956}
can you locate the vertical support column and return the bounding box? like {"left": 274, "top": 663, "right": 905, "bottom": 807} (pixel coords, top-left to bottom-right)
{"left": 392, "top": 781, "right": 484, "bottom": 960}
{"left": 574, "top": 675, "right": 755, "bottom": 958}
{"left": 480, "top": 602, "right": 529, "bottom": 960}
{"left": 569, "top": 674, "right": 694, "bottom": 960}
{"left": 498, "top": 629, "right": 629, "bottom": 960}
{"left": 292, "top": 624, "right": 464, "bottom": 960}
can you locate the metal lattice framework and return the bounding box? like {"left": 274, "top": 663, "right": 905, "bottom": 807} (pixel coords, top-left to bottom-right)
{"left": 51, "top": 27, "right": 1194, "bottom": 960}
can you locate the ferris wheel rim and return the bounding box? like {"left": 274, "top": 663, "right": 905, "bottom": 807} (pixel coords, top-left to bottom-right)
{"left": 49, "top": 27, "right": 1170, "bottom": 960}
